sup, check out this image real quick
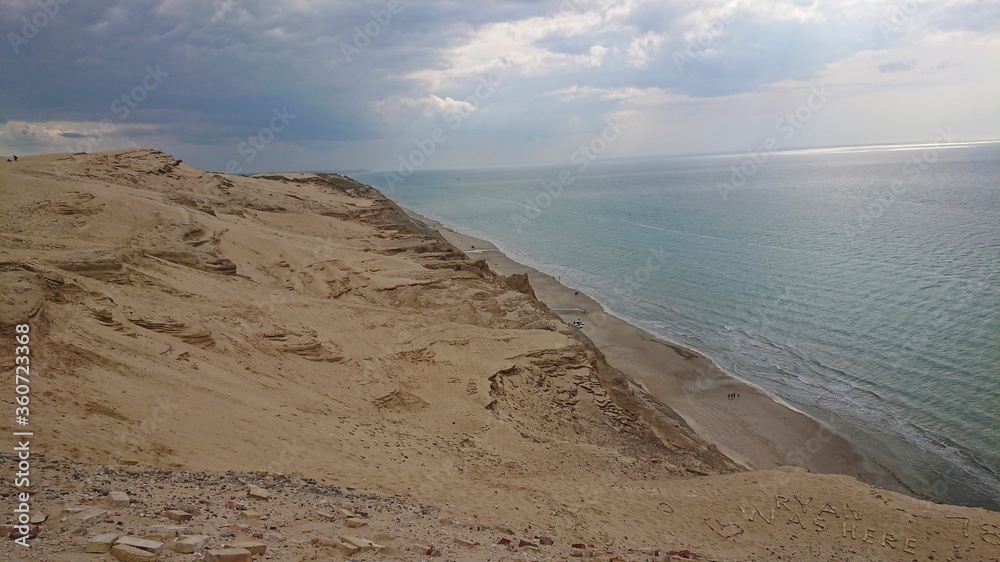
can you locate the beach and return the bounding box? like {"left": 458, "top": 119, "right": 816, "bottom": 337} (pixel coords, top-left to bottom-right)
{"left": 403, "top": 210, "right": 902, "bottom": 489}
{"left": 1, "top": 149, "right": 997, "bottom": 562}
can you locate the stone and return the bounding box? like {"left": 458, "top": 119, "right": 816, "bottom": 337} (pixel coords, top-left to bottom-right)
{"left": 29, "top": 512, "right": 47, "bottom": 524}
{"left": 227, "top": 539, "right": 266, "bottom": 555}
{"left": 240, "top": 509, "right": 261, "bottom": 520}
{"left": 264, "top": 532, "right": 285, "bottom": 541}
{"left": 344, "top": 517, "right": 367, "bottom": 528}
{"left": 115, "top": 536, "right": 164, "bottom": 554}
{"left": 175, "top": 534, "right": 211, "bottom": 554}
{"left": 164, "top": 509, "right": 192, "bottom": 522}
{"left": 411, "top": 543, "right": 432, "bottom": 554}
{"left": 226, "top": 499, "right": 245, "bottom": 510}
{"left": 109, "top": 492, "right": 131, "bottom": 508}
{"left": 247, "top": 486, "right": 269, "bottom": 499}
{"left": 454, "top": 537, "right": 478, "bottom": 547}
{"left": 85, "top": 533, "right": 119, "bottom": 553}
{"left": 340, "top": 535, "right": 385, "bottom": 552}
{"left": 204, "top": 548, "right": 252, "bottom": 562}
{"left": 177, "top": 502, "right": 201, "bottom": 515}
{"left": 571, "top": 548, "right": 596, "bottom": 557}
{"left": 145, "top": 525, "right": 189, "bottom": 539}
{"left": 62, "top": 505, "right": 90, "bottom": 515}
{"left": 75, "top": 508, "right": 109, "bottom": 525}
{"left": 335, "top": 541, "right": 360, "bottom": 555}
{"left": 110, "top": 544, "right": 159, "bottom": 562}
{"left": 310, "top": 537, "right": 339, "bottom": 547}
{"left": 337, "top": 508, "right": 355, "bottom": 517}
{"left": 538, "top": 536, "right": 554, "bottom": 546}
{"left": 119, "top": 459, "right": 140, "bottom": 466}
{"left": 314, "top": 510, "right": 335, "bottom": 521}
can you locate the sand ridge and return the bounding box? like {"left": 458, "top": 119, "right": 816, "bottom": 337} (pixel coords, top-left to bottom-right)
{"left": 0, "top": 150, "right": 997, "bottom": 561}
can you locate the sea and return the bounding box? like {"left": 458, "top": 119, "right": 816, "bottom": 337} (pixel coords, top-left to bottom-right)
{"left": 355, "top": 140, "right": 1000, "bottom": 510}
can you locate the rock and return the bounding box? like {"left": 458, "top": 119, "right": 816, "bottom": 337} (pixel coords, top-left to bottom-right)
{"left": 538, "top": 536, "right": 554, "bottom": 546}
{"left": 335, "top": 541, "right": 360, "bottom": 555}
{"left": 310, "top": 537, "right": 339, "bottom": 547}
{"left": 247, "top": 486, "right": 269, "bottom": 500}
{"left": 110, "top": 543, "right": 159, "bottom": 562}
{"left": 119, "top": 459, "right": 140, "bottom": 466}
{"left": 571, "top": 548, "right": 596, "bottom": 557}
{"left": 337, "top": 508, "right": 354, "bottom": 517}
{"left": 175, "top": 534, "right": 211, "bottom": 554}
{"left": 226, "top": 500, "right": 245, "bottom": 510}
{"left": 227, "top": 539, "right": 266, "bottom": 555}
{"left": 29, "top": 512, "right": 47, "bottom": 524}
{"left": 453, "top": 537, "right": 479, "bottom": 547}
{"left": 339, "top": 534, "right": 385, "bottom": 552}
{"left": 115, "top": 536, "right": 164, "bottom": 554}
{"left": 109, "top": 492, "right": 131, "bottom": 508}
{"left": 314, "top": 510, "right": 335, "bottom": 521}
{"left": 177, "top": 502, "right": 201, "bottom": 515}
{"left": 145, "top": 525, "right": 189, "bottom": 539}
{"left": 164, "top": 509, "right": 192, "bottom": 522}
{"left": 75, "top": 508, "right": 109, "bottom": 525}
{"left": 344, "top": 517, "right": 367, "bottom": 528}
{"left": 62, "top": 505, "right": 90, "bottom": 515}
{"left": 264, "top": 531, "right": 285, "bottom": 541}
{"left": 85, "top": 533, "right": 119, "bottom": 553}
{"left": 240, "top": 509, "right": 261, "bottom": 520}
{"left": 204, "top": 547, "right": 252, "bottom": 562}
{"left": 411, "top": 543, "right": 432, "bottom": 554}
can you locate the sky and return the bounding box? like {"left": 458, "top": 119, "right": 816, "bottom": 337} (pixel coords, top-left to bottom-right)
{"left": 1, "top": 0, "right": 998, "bottom": 173}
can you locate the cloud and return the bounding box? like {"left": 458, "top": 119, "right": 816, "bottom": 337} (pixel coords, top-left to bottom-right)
{"left": 878, "top": 60, "right": 916, "bottom": 73}
{"left": 374, "top": 95, "right": 477, "bottom": 120}
{"left": 0, "top": 0, "right": 998, "bottom": 170}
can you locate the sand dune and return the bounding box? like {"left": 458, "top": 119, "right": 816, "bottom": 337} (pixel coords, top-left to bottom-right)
{"left": 0, "top": 150, "right": 997, "bottom": 561}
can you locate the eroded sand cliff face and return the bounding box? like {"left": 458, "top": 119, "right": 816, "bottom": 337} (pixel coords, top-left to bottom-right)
{"left": 0, "top": 150, "right": 997, "bottom": 561}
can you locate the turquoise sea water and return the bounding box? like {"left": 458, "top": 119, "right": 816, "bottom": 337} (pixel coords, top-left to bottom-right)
{"left": 355, "top": 141, "right": 1000, "bottom": 510}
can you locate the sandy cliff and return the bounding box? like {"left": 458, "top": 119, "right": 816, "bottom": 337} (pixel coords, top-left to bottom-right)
{"left": 0, "top": 150, "right": 997, "bottom": 561}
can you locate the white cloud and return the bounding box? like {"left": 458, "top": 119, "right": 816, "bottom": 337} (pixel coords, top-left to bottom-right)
{"left": 625, "top": 31, "right": 665, "bottom": 68}
{"left": 373, "top": 95, "right": 476, "bottom": 119}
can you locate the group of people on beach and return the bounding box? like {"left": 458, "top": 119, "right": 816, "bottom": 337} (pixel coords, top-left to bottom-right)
{"left": 727, "top": 392, "right": 740, "bottom": 400}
